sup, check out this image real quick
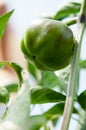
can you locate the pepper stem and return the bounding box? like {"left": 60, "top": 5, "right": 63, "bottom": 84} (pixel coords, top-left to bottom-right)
{"left": 61, "top": 0, "right": 86, "bottom": 129}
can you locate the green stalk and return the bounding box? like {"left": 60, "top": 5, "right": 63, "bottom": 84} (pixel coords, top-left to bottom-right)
{"left": 61, "top": 0, "right": 86, "bottom": 130}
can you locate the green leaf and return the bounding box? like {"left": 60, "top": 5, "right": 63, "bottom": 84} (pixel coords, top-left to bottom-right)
{"left": 39, "top": 67, "right": 70, "bottom": 93}
{"left": 29, "top": 103, "right": 78, "bottom": 129}
{"left": 29, "top": 115, "right": 47, "bottom": 130}
{"left": 44, "top": 103, "right": 78, "bottom": 120}
{"left": 39, "top": 71, "right": 60, "bottom": 89}
{"left": 78, "top": 90, "right": 86, "bottom": 110}
{"left": 5, "top": 83, "right": 18, "bottom": 93}
{"left": 27, "top": 62, "right": 37, "bottom": 79}
{"left": 79, "top": 60, "right": 86, "bottom": 69}
{"left": 44, "top": 103, "right": 64, "bottom": 119}
{"left": 0, "top": 87, "right": 9, "bottom": 104}
{"left": 0, "top": 10, "right": 14, "bottom": 39}
{"left": 9, "top": 62, "right": 23, "bottom": 86}
{"left": 31, "top": 88, "right": 66, "bottom": 104}
{"left": 56, "top": 66, "right": 70, "bottom": 93}
{"left": 57, "top": 76, "right": 68, "bottom": 93}
{"left": 53, "top": 2, "right": 81, "bottom": 20}
{"left": 0, "top": 62, "right": 23, "bottom": 86}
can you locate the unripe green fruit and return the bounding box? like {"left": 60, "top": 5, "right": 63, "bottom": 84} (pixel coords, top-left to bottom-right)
{"left": 21, "top": 19, "right": 75, "bottom": 71}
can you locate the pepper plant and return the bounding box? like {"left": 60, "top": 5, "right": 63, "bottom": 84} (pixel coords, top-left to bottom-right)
{"left": 0, "top": 0, "right": 86, "bottom": 130}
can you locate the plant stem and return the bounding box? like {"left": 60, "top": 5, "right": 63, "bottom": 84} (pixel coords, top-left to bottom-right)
{"left": 61, "top": 41, "right": 78, "bottom": 130}
{"left": 61, "top": 0, "right": 86, "bottom": 130}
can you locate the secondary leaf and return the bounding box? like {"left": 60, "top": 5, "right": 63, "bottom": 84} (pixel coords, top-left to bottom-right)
{"left": 44, "top": 103, "right": 64, "bottom": 119}
{"left": 5, "top": 83, "right": 18, "bottom": 93}
{"left": 44, "top": 103, "right": 78, "bottom": 120}
{"left": 29, "top": 103, "right": 78, "bottom": 129}
{"left": 31, "top": 88, "right": 66, "bottom": 104}
{"left": 78, "top": 90, "right": 86, "bottom": 110}
{"left": 39, "top": 67, "right": 70, "bottom": 93}
{"left": 0, "top": 87, "right": 9, "bottom": 104}
{"left": 0, "top": 62, "right": 23, "bottom": 86}
{"left": 56, "top": 66, "right": 70, "bottom": 93}
{"left": 0, "top": 10, "right": 14, "bottom": 38}
{"left": 39, "top": 71, "right": 60, "bottom": 89}
{"left": 9, "top": 62, "right": 23, "bottom": 85}
{"left": 27, "top": 62, "right": 37, "bottom": 79}
{"left": 79, "top": 60, "right": 86, "bottom": 69}
{"left": 29, "top": 115, "right": 47, "bottom": 130}
{"left": 53, "top": 2, "right": 81, "bottom": 20}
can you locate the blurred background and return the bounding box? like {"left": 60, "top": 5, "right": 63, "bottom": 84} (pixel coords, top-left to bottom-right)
{"left": 0, "top": 0, "right": 85, "bottom": 130}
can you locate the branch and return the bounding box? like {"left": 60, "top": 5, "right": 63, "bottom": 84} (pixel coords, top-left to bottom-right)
{"left": 61, "top": 0, "right": 86, "bottom": 130}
